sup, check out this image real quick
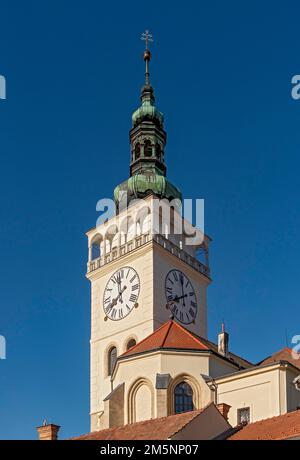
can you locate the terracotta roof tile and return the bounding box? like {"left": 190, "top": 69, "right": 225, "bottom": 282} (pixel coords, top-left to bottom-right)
{"left": 72, "top": 406, "right": 210, "bottom": 440}
{"left": 120, "top": 320, "right": 252, "bottom": 369}
{"left": 229, "top": 409, "right": 300, "bottom": 440}
{"left": 121, "top": 320, "right": 209, "bottom": 357}
{"left": 258, "top": 347, "right": 300, "bottom": 369}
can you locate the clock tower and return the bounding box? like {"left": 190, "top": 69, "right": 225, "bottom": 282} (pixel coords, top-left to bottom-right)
{"left": 86, "top": 37, "right": 211, "bottom": 431}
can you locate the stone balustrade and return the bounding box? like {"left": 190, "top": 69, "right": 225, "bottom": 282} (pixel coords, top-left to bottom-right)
{"left": 87, "top": 232, "right": 210, "bottom": 279}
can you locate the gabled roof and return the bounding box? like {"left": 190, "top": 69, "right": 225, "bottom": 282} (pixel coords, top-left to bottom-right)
{"left": 72, "top": 406, "right": 208, "bottom": 440}
{"left": 72, "top": 403, "right": 231, "bottom": 440}
{"left": 120, "top": 320, "right": 252, "bottom": 369}
{"left": 228, "top": 409, "right": 300, "bottom": 440}
{"left": 258, "top": 347, "right": 300, "bottom": 369}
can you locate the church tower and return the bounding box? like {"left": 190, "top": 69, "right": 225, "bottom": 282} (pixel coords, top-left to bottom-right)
{"left": 86, "top": 34, "right": 211, "bottom": 431}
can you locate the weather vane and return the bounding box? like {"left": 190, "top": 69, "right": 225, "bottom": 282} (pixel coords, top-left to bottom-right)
{"left": 141, "top": 30, "right": 153, "bottom": 50}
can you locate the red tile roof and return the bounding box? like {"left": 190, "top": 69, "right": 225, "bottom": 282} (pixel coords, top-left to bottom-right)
{"left": 120, "top": 320, "right": 252, "bottom": 369}
{"left": 229, "top": 409, "right": 300, "bottom": 440}
{"left": 122, "top": 320, "right": 209, "bottom": 357}
{"left": 72, "top": 405, "right": 210, "bottom": 440}
{"left": 258, "top": 347, "right": 300, "bottom": 369}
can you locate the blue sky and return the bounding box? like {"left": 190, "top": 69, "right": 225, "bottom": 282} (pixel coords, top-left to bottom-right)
{"left": 0, "top": 0, "right": 300, "bottom": 440}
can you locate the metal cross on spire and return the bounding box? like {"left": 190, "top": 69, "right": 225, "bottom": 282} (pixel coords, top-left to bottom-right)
{"left": 141, "top": 30, "right": 153, "bottom": 85}
{"left": 141, "top": 30, "right": 153, "bottom": 50}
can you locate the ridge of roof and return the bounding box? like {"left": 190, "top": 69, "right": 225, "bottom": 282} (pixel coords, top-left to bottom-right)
{"left": 164, "top": 402, "right": 213, "bottom": 439}
{"left": 121, "top": 320, "right": 210, "bottom": 358}
{"left": 193, "top": 334, "right": 253, "bottom": 367}
{"left": 258, "top": 346, "right": 300, "bottom": 369}
{"left": 120, "top": 320, "right": 252, "bottom": 369}
{"left": 169, "top": 320, "right": 210, "bottom": 349}
{"left": 71, "top": 404, "right": 213, "bottom": 441}
{"left": 121, "top": 320, "right": 172, "bottom": 357}
{"left": 160, "top": 320, "right": 173, "bottom": 348}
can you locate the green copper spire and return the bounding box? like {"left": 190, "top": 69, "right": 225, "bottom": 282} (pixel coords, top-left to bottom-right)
{"left": 114, "top": 31, "right": 182, "bottom": 211}
{"left": 130, "top": 33, "right": 166, "bottom": 177}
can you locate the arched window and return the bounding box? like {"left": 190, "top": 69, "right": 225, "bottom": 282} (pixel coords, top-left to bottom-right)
{"left": 91, "top": 242, "right": 101, "bottom": 260}
{"left": 135, "top": 143, "right": 141, "bottom": 160}
{"left": 108, "top": 346, "right": 117, "bottom": 376}
{"left": 126, "top": 338, "right": 136, "bottom": 351}
{"left": 174, "top": 382, "right": 194, "bottom": 414}
{"left": 144, "top": 139, "right": 152, "bottom": 157}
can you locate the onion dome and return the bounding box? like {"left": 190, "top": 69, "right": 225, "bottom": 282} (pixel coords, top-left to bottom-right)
{"left": 132, "top": 84, "right": 164, "bottom": 128}
{"left": 114, "top": 172, "right": 182, "bottom": 211}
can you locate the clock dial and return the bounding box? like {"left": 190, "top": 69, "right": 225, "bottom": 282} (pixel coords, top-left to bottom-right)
{"left": 165, "top": 269, "right": 197, "bottom": 324}
{"left": 103, "top": 267, "right": 140, "bottom": 321}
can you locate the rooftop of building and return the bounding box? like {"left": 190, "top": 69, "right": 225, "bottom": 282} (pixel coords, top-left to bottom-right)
{"left": 258, "top": 346, "right": 300, "bottom": 370}
{"left": 228, "top": 408, "right": 300, "bottom": 440}
{"left": 119, "top": 319, "right": 253, "bottom": 370}
{"left": 71, "top": 402, "right": 232, "bottom": 440}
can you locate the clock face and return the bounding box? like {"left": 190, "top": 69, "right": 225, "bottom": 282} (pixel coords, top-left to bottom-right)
{"left": 165, "top": 269, "right": 197, "bottom": 324}
{"left": 103, "top": 267, "right": 140, "bottom": 321}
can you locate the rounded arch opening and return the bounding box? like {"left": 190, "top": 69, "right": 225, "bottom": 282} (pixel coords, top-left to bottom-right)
{"left": 168, "top": 374, "right": 201, "bottom": 415}
{"left": 136, "top": 205, "right": 151, "bottom": 235}
{"left": 105, "top": 224, "right": 119, "bottom": 253}
{"left": 174, "top": 382, "right": 194, "bottom": 414}
{"left": 135, "top": 142, "right": 141, "bottom": 160}
{"left": 126, "top": 338, "right": 137, "bottom": 351}
{"left": 144, "top": 139, "right": 152, "bottom": 157}
{"left": 128, "top": 378, "right": 154, "bottom": 423}
{"left": 90, "top": 234, "right": 103, "bottom": 260}
{"left": 107, "top": 345, "right": 118, "bottom": 377}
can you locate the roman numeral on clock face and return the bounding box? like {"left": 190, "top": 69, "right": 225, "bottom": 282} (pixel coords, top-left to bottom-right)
{"left": 129, "top": 294, "right": 137, "bottom": 303}
{"left": 104, "top": 304, "right": 114, "bottom": 315}
{"left": 103, "top": 266, "right": 140, "bottom": 321}
{"left": 189, "top": 308, "right": 195, "bottom": 318}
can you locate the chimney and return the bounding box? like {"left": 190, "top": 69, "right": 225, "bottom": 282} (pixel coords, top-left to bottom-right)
{"left": 218, "top": 322, "right": 229, "bottom": 357}
{"left": 217, "top": 403, "right": 231, "bottom": 421}
{"left": 36, "top": 420, "right": 60, "bottom": 440}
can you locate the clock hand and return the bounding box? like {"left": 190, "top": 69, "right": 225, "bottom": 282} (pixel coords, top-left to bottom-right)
{"left": 117, "top": 273, "right": 123, "bottom": 304}
{"left": 168, "top": 294, "right": 188, "bottom": 304}
{"left": 108, "top": 286, "right": 127, "bottom": 310}
{"left": 117, "top": 285, "right": 126, "bottom": 304}
{"left": 120, "top": 285, "right": 127, "bottom": 295}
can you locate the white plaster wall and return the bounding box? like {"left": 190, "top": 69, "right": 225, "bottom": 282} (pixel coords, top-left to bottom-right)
{"left": 113, "top": 351, "right": 214, "bottom": 424}
{"left": 209, "top": 354, "right": 241, "bottom": 378}
{"left": 216, "top": 368, "right": 282, "bottom": 426}
{"left": 89, "top": 244, "right": 154, "bottom": 426}
{"left": 135, "top": 385, "right": 152, "bottom": 422}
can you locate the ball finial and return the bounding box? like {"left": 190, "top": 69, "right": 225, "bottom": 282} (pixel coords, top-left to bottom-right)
{"left": 143, "top": 49, "right": 151, "bottom": 61}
